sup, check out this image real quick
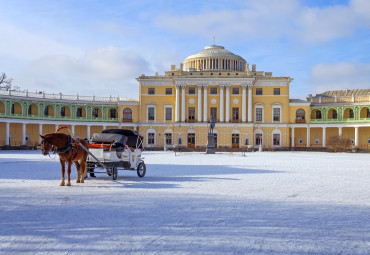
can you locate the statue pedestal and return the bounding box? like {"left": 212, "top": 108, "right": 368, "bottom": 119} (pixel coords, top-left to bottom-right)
{"left": 206, "top": 133, "right": 215, "bottom": 154}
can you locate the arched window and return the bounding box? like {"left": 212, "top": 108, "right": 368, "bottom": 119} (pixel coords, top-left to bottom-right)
{"left": 110, "top": 109, "right": 117, "bottom": 119}
{"left": 123, "top": 108, "right": 132, "bottom": 122}
{"left": 296, "top": 109, "right": 305, "bottom": 123}
{"left": 61, "top": 107, "right": 66, "bottom": 117}
{"left": 76, "top": 107, "right": 83, "bottom": 118}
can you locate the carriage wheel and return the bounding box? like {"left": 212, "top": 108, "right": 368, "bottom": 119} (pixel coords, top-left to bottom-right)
{"left": 137, "top": 162, "right": 146, "bottom": 178}
{"left": 112, "top": 166, "right": 118, "bottom": 180}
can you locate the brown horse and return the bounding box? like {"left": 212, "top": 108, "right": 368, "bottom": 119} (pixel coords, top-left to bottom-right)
{"left": 40, "top": 133, "right": 89, "bottom": 186}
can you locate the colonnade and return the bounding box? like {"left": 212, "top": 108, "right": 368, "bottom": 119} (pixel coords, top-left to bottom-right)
{"left": 175, "top": 85, "right": 253, "bottom": 123}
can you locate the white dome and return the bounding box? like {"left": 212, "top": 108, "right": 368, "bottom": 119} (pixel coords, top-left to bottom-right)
{"left": 184, "top": 45, "right": 245, "bottom": 62}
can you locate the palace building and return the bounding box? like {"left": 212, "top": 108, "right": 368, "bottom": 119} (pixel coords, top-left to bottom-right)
{"left": 1, "top": 45, "right": 370, "bottom": 149}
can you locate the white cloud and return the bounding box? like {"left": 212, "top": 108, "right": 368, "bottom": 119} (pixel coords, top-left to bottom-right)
{"left": 310, "top": 62, "right": 370, "bottom": 94}
{"left": 14, "top": 47, "right": 150, "bottom": 98}
{"left": 153, "top": 0, "right": 370, "bottom": 44}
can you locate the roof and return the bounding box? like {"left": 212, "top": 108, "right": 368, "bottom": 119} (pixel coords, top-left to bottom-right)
{"left": 184, "top": 45, "right": 246, "bottom": 62}
{"left": 315, "top": 89, "right": 370, "bottom": 98}
{"left": 102, "top": 129, "right": 143, "bottom": 138}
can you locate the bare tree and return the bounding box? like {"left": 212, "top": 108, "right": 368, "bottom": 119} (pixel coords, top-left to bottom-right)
{"left": 0, "top": 73, "right": 20, "bottom": 91}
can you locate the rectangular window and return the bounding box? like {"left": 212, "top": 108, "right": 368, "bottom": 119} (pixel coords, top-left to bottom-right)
{"left": 165, "top": 107, "right": 172, "bottom": 121}
{"left": 255, "top": 134, "right": 262, "bottom": 145}
{"left": 44, "top": 106, "right": 49, "bottom": 116}
{"left": 61, "top": 107, "right": 65, "bottom": 117}
{"left": 187, "top": 133, "right": 195, "bottom": 148}
{"left": 165, "top": 133, "right": 172, "bottom": 145}
{"left": 274, "top": 88, "right": 280, "bottom": 95}
{"left": 256, "top": 88, "right": 262, "bottom": 95}
{"left": 148, "top": 88, "right": 155, "bottom": 95}
{"left": 316, "top": 111, "right": 322, "bottom": 119}
{"left": 188, "top": 107, "right": 195, "bottom": 122}
{"left": 148, "top": 133, "right": 155, "bottom": 145}
{"left": 349, "top": 109, "right": 354, "bottom": 118}
{"left": 189, "top": 87, "right": 195, "bottom": 94}
{"left": 148, "top": 107, "right": 155, "bottom": 121}
{"left": 28, "top": 105, "right": 32, "bottom": 115}
{"left": 256, "top": 108, "right": 262, "bottom": 121}
{"left": 165, "top": 88, "right": 172, "bottom": 95}
{"left": 333, "top": 110, "right": 337, "bottom": 119}
{"left": 110, "top": 109, "right": 116, "bottom": 119}
{"left": 76, "top": 108, "right": 82, "bottom": 118}
{"left": 273, "top": 108, "right": 280, "bottom": 121}
{"left": 210, "top": 87, "right": 217, "bottom": 94}
{"left": 210, "top": 107, "right": 217, "bottom": 121}
{"left": 232, "top": 107, "right": 239, "bottom": 122}
{"left": 232, "top": 87, "right": 239, "bottom": 94}
{"left": 273, "top": 134, "right": 280, "bottom": 146}
{"left": 92, "top": 108, "right": 99, "bottom": 118}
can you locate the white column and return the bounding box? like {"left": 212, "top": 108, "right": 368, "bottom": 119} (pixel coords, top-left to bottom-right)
{"left": 220, "top": 86, "right": 224, "bottom": 122}
{"left": 87, "top": 125, "right": 91, "bottom": 140}
{"left": 175, "top": 85, "right": 180, "bottom": 122}
{"left": 55, "top": 124, "right": 58, "bottom": 132}
{"left": 307, "top": 126, "right": 310, "bottom": 147}
{"left": 355, "top": 127, "right": 359, "bottom": 147}
{"left": 22, "top": 123, "right": 26, "bottom": 145}
{"left": 181, "top": 86, "right": 186, "bottom": 122}
{"left": 338, "top": 127, "right": 342, "bottom": 138}
{"left": 291, "top": 127, "right": 295, "bottom": 147}
{"left": 5, "top": 122, "right": 9, "bottom": 146}
{"left": 323, "top": 127, "right": 326, "bottom": 147}
{"left": 38, "top": 124, "right": 42, "bottom": 144}
{"left": 225, "top": 86, "right": 230, "bottom": 122}
{"left": 242, "top": 86, "right": 247, "bottom": 123}
{"left": 71, "top": 125, "right": 75, "bottom": 136}
{"left": 197, "top": 86, "right": 202, "bottom": 122}
{"left": 248, "top": 86, "right": 252, "bottom": 122}
{"left": 203, "top": 86, "right": 208, "bottom": 122}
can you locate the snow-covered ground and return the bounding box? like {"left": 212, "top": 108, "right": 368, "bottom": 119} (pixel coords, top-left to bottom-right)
{"left": 0, "top": 150, "right": 369, "bottom": 254}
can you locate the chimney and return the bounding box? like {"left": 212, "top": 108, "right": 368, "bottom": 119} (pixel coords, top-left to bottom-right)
{"left": 252, "top": 64, "right": 256, "bottom": 72}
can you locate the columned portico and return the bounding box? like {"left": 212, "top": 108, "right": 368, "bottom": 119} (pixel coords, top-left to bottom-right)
{"left": 203, "top": 86, "right": 208, "bottom": 122}
{"left": 220, "top": 86, "right": 224, "bottom": 122}
{"left": 225, "top": 86, "right": 230, "bottom": 122}
{"left": 248, "top": 86, "right": 252, "bottom": 122}
{"left": 197, "top": 85, "right": 202, "bottom": 122}
{"left": 181, "top": 86, "right": 186, "bottom": 122}
{"left": 175, "top": 86, "right": 180, "bottom": 122}
{"left": 242, "top": 86, "right": 247, "bottom": 123}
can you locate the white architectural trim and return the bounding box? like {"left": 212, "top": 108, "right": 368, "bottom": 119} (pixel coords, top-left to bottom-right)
{"left": 146, "top": 128, "right": 156, "bottom": 147}
{"left": 163, "top": 104, "right": 173, "bottom": 122}
{"left": 272, "top": 128, "right": 282, "bottom": 147}
{"left": 147, "top": 104, "right": 156, "bottom": 122}
{"left": 272, "top": 103, "right": 282, "bottom": 123}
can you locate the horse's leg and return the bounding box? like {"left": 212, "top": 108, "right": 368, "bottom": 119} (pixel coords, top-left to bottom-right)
{"left": 60, "top": 159, "right": 66, "bottom": 186}
{"left": 66, "top": 161, "right": 72, "bottom": 186}
{"left": 75, "top": 161, "right": 81, "bottom": 183}
{"left": 80, "top": 158, "right": 87, "bottom": 183}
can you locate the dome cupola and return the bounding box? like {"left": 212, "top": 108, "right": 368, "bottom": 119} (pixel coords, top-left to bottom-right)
{"left": 183, "top": 45, "right": 246, "bottom": 72}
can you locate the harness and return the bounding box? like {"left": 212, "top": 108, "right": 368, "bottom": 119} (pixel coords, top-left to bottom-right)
{"left": 54, "top": 135, "right": 80, "bottom": 160}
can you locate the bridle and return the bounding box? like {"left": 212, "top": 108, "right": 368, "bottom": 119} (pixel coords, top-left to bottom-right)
{"left": 41, "top": 138, "right": 54, "bottom": 156}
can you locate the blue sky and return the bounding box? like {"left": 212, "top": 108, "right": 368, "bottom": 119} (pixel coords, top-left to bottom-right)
{"left": 0, "top": 0, "right": 369, "bottom": 99}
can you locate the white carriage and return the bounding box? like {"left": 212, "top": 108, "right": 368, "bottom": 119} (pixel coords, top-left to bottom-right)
{"left": 86, "top": 129, "right": 146, "bottom": 179}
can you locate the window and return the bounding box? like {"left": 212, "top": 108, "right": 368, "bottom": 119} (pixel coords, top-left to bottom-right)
{"left": 367, "top": 108, "right": 370, "bottom": 118}
{"left": 316, "top": 110, "right": 322, "bottom": 119}
{"left": 148, "top": 88, "right": 155, "bottom": 95}
{"left": 273, "top": 134, "right": 280, "bottom": 146}
{"left": 245, "top": 137, "right": 249, "bottom": 145}
{"left": 76, "top": 108, "right": 82, "bottom": 118}
{"left": 165, "top": 107, "right": 172, "bottom": 121}
{"left": 148, "top": 107, "right": 155, "bottom": 121}
{"left": 255, "top": 133, "right": 262, "bottom": 145}
{"left": 188, "top": 107, "right": 195, "bottom": 122}
{"left": 256, "top": 88, "right": 262, "bottom": 95}
{"left": 273, "top": 108, "right": 280, "bottom": 121}
{"left": 28, "top": 105, "right": 32, "bottom": 115}
{"left": 123, "top": 108, "right": 132, "bottom": 122}
{"left": 61, "top": 107, "right": 66, "bottom": 117}
{"left": 110, "top": 109, "right": 116, "bottom": 119}
{"left": 92, "top": 108, "right": 99, "bottom": 118}
{"left": 273, "top": 88, "right": 280, "bottom": 95}
{"left": 315, "top": 138, "right": 320, "bottom": 144}
{"left": 232, "top": 107, "right": 239, "bottom": 122}
{"left": 232, "top": 88, "right": 239, "bottom": 95}
{"left": 214, "top": 134, "right": 218, "bottom": 148}
{"left": 296, "top": 109, "right": 305, "bottom": 123}
{"left": 11, "top": 104, "right": 15, "bottom": 114}
{"left": 189, "top": 87, "right": 195, "bottom": 94}
{"left": 166, "top": 88, "right": 172, "bottom": 95}
{"left": 187, "top": 133, "right": 195, "bottom": 148}
{"left": 256, "top": 108, "right": 262, "bottom": 121}
{"left": 232, "top": 134, "right": 240, "bottom": 148}
{"left": 148, "top": 133, "right": 155, "bottom": 145}
{"left": 367, "top": 138, "right": 370, "bottom": 144}
{"left": 210, "top": 87, "right": 217, "bottom": 94}
{"left": 349, "top": 109, "right": 354, "bottom": 118}
{"left": 332, "top": 110, "right": 337, "bottom": 119}
{"left": 44, "top": 106, "right": 49, "bottom": 116}
{"left": 165, "top": 133, "right": 172, "bottom": 145}
{"left": 178, "top": 136, "right": 182, "bottom": 145}
{"left": 299, "top": 138, "right": 303, "bottom": 144}
{"left": 210, "top": 107, "right": 217, "bottom": 121}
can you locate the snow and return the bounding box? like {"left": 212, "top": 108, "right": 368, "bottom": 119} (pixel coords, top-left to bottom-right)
{"left": 0, "top": 150, "right": 369, "bottom": 254}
